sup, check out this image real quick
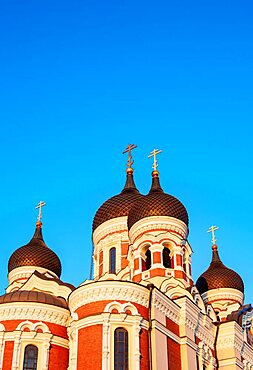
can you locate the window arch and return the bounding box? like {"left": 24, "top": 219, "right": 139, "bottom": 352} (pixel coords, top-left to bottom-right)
{"left": 114, "top": 327, "right": 128, "bottom": 370}
{"left": 145, "top": 249, "right": 151, "bottom": 270}
{"left": 109, "top": 247, "right": 116, "bottom": 274}
{"left": 23, "top": 345, "right": 38, "bottom": 370}
{"left": 162, "top": 247, "right": 171, "bottom": 268}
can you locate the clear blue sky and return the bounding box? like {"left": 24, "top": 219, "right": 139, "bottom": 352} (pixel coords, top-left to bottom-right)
{"left": 0, "top": 1, "right": 253, "bottom": 301}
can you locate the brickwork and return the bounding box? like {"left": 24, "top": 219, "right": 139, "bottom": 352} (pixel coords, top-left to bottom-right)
{"left": 167, "top": 337, "right": 181, "bottom": 370}
{"left": 166, "top": 317, "right": 179, "bottom": 336}
{"left": 140, "top": 329, "right": 149, "bottom": 370}
{"left": 2, "top": 341, "right": 14, "bottom": 370}
{"left": 48, "top": 344, "right": 69, "bottom": 370}
{"left": 77, "top": 325, "right": 102, "bottom": 370}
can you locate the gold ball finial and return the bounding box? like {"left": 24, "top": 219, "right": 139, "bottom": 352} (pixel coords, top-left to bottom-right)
{"left": 212, "top": 244, "right": 218, "bottom": 251}
{"left": 126, "top": 167, "right": 134, "bottom": 174}
{"left": 152, "top": 170, "right": 159, "bottom": 177}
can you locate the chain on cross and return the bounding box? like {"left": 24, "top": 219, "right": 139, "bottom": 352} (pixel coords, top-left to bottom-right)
{"left": 35, "top": 201, "right": 46, "bottom": 222}
{"left": 148, "top": 148, "right": 162, "bottom": 172}
{"left": 122, "top": 144, "right": 137, "bottom": 169}
{"left": 207, "top": 225, "right": 219, "bottom": 245}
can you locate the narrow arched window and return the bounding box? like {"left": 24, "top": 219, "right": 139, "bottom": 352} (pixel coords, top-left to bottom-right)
{"left": 23, "top": 345, "right": 38, "bottom": 370}
{"left": 163, "top": 247, "right": 171, "bottom": 268}
{"left": 114, "top": 327, "right": 128, "bottom": 370}
{"left": 109, "top": 247, "right": 116, "bottom": 274}
{"left": 145, "top": 249, "right": 151, "bottom": 270}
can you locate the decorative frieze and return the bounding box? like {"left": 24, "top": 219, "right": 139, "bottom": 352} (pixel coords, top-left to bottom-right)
{"left": 69, "top": 281, "right": 149, "bottom": 312}
{"left": 0, "top": 303, "right": 69, "bottom": 326}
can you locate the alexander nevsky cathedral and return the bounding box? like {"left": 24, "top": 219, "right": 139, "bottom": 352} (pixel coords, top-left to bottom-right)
{"left": 0, "top": 146, "right": 253, "bottom": 370}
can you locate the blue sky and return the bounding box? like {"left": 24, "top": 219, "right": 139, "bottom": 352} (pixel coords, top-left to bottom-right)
{"left": 0, "top": 1, "right": 253, "bottom": 301}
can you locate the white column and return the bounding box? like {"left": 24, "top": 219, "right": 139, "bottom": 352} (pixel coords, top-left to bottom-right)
{"left": 11, "top": 331, "right": 21, "bottom": 370}
{"left": 102, "top": 314, "right": 110, "bottom": 370}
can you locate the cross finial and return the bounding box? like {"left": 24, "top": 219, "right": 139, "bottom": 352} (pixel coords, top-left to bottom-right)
{"left": 148, "top": 148, "right": 162, "bottom": 172}
{"left": 35, "top": 201, "right": 46, "bottom": 223}
{"left": 122, "top": 144, "right": 137, "bottom": 171}
{"left": 207, "top": 225, "right": 219, "bottom": 245}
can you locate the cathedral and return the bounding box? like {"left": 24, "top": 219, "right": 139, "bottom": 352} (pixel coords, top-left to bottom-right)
{"left": 0, "top": 146, "right": 252, "bottom": 370}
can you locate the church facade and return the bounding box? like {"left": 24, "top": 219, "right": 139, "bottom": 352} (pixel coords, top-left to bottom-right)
{"left": 0, "top": 148, "right": 253, "bottom": 370}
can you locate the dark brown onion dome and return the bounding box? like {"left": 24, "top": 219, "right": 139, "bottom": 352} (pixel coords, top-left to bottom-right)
{"left": 92, "top": 168, "right": 144, "bottom": 231}
{"left": 128, "top": 171, "right": 189, "bottom": 230}
{"left": 195, "top": 244, "right": 244, "bottom": 294}
{"left": 8, "top": 222, "right": 62, "bottom": 278}
{"left": 0, "top": 290, "right": 68, "bottom": 309}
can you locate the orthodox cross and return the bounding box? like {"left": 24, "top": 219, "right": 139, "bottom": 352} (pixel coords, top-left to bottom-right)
{"left": 207, "top": 225, "right": 219, "bottom": 245}
{"left": 35, "top": 201, "right": 46, "bottom": 222}
{"left": 148, "top": 148, "right": 162, "bottom": 171}
{"left": 122, "top": 144, "right": 137, "bottom": 169}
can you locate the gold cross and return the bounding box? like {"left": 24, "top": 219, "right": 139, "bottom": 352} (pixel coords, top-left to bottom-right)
{"left": 207, "top": 225, "right": 219, "bottom": 245}
{"left": 35, "top": 201, "right": 46, "bottom": 222}
{"left": 148, "top": 148, "right": 162, "bottom": 171}
{"left": 122, "top": 144, "right": 137, "bottom": 169}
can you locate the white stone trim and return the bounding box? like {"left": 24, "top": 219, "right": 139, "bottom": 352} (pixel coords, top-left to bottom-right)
{"left": 7, "top": 267, "right": 58, "bottom": 290}
{"left": 201, "top": 288, "right": 244, "bottom": 306}
{"left": 152, "top": 289, "right": 180, "bottom": 324}
{"left": 0, "top": 323, "right": 5, "bottom": 370}
{"left": 129, "top": 216, "right": 188, "bottom": 244}
{"left": 93, "top": 217, "right": 128, "bottom": 245}
{"left": 69, "top": 281, "right": 149, "bottom": 313}
{"left": 101, "top": 312, "right": 143, "bottom": 370}
{"left": 104, "top": 301, "right": 139, "bottom": 315}
{"left": 0, "top": 302, "right": 69, "bottom": 326}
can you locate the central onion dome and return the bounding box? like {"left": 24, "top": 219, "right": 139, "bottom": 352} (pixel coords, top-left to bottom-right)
{"left": 8, "top": 221, "right": 62, "bottom": 278}
{"left": 196, "top": 244, "right": 244, "bottom": 294}
{"left": 92, "top": 168, "right": 144, "bottom": 231}
{"left": 128, "top": 171, "right": 189, "bottom": 230}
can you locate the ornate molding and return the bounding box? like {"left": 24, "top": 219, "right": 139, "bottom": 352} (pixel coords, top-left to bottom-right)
{"left": 129, "top": 216, "right": 188, "bottom": 244}
{"left": 93, "top": 217, "right": 129, "bottom": 245}
{"left": 152, "top": 289, "right": 180, "bottom": 324}
{"left": 0, "top": 302, "right": 69, "bottom": 326}
{"left": 69, "top": 281, "right": 149, "bottom": 313}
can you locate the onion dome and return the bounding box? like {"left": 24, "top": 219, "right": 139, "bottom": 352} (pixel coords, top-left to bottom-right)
{"left": 8, "top": 221, "right": 62, "bottom": 278}
{"left": 128, "top": 171, "right": 189, "bottom": 229}
{"left": 196, "top": 244, "right": 244, "bottom": 294}
{"left": 0, "top": 290, "right": 67, "bottom": 309}
{"left": 92, "top": 168, "right": 144, "bottom": 231}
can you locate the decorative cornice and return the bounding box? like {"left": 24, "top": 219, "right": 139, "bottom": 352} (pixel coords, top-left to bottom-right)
{"left": 0, "top": 302, "right": 69, "bottom": 326}
{"left": 69, "top": 281, "right": 149, "bottom": 313}
{"left": 152, "top": 289, "right": 180, "bottom": 324}
{"left": 93, "top": 217, "right": 129, "bottom": 245}
{"left": 129, "top": 216, "right": 188, "bottom": 244}
{"left": 201, "top": 288, "right": 244, "bottom": 305}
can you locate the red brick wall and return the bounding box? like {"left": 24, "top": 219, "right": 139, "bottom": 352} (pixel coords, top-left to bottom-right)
{"left": 2, "top": 341, "right": 14, "bottom": 370}
{"left": 166, "top": 317, "right": 179, "bottom": 336}
{"left": 153, "top": 252, "right": 161, "bottom": 264}
{"left": 48, "top": 344, "right": 69, "bottom": 370}
{"left": 77, "top": 325, "right": 102, "bottom": 370}
{"left": 140, "top": 329, "right": 149, "bottom": 370}
{"left": 167, "top": 337, "right": 181, "bottom": 370}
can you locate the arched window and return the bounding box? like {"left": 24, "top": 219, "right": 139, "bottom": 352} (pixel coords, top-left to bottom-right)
{"left": 163, "top": 247, "right": 171, "bottom": 268}
{"left": 114, "top": 327, "right": 128, "bottom": 370}
{"left": 145, "top": 249, "right": 151, "bottom": 270}
{"left": 109, "top": 247, "right": 116, "bottom": 274}
{"left": 23, "top": 345, "right": 38, "bottom": 370}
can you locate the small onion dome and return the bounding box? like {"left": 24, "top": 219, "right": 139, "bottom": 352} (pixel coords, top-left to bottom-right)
{"left": 0, "top": 290, "right": 67, "bottom": 309}
{"left": 8, "top": 221, "right": 62, "bottom": 278}
{"left": 128, "top": 171, "right": 189, "bottom": 230}
{"left": 92, "top": 168, "right": 144, "bottom": 231}
{"left": 195, "top": 244, "right": 244, "bottom": 294}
